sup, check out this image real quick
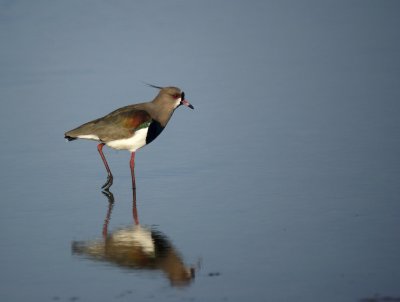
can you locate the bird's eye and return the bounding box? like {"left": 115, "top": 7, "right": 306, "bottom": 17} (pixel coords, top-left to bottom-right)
{"left": 172, "top": 93, "right": 180, "bottom": 99}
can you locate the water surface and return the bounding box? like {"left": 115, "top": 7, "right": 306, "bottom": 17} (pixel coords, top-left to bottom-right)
{"left": 1, "top": 1, "right": 400, "bottom": 301}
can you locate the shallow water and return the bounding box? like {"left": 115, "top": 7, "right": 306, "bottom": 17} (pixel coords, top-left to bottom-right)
{"left": 1, "top": 1, "right": 400, "bottom": 301}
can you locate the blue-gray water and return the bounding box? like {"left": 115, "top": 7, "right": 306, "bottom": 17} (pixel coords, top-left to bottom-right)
{"left": 1, "top": 1, "right": 400, "bottom": 301}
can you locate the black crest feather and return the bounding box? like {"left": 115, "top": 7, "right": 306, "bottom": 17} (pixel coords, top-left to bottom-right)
{"left": 144, "top": 82, "right": 163, "bottom": 90}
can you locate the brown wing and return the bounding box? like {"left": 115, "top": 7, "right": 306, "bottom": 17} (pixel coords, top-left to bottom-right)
{"left": 65, "top": 106, "right": 152, "bottom": 142}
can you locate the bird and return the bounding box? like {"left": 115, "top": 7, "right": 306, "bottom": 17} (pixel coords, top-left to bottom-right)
{"left": 64, "top": 85, "right": 194, "bottom": 190}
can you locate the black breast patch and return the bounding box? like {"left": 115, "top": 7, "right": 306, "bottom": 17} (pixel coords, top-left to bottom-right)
{"left": 146, "top": 120, "right": 164, "bottom": 144}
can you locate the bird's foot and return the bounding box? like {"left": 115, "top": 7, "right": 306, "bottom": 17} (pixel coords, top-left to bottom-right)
{"left": 101, "top": 188, "right": 115, "bottom": 204}
{"left": 101, "top": 174, "right": 113, "bottom": 190}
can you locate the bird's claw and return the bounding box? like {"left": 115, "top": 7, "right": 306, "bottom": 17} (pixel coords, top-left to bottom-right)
{"left": 101, "top": 188, "right": 115, "bottom": 204}
{"left": 101, "top": 174, "right": 113, "bottom": 190}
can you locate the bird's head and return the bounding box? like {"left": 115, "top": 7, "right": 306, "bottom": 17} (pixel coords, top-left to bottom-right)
{"left": 149, "top": 84, "right": 194, "bottom": 110}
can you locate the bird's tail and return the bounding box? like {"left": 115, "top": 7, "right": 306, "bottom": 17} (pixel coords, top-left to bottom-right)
{"left": 65, "top": 135, "right": 77, "bottom": 141}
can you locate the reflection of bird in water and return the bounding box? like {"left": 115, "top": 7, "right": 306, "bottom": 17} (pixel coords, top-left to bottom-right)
{"left": 72, "top": 225, "right": 194, "bottom": 286}
{"left": 72, "top": 190, "right": 195, "bottom": 287}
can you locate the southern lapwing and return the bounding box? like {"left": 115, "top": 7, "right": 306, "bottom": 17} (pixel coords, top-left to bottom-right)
{"left": 64, "top": 86, "right": 194, "bottom": 190}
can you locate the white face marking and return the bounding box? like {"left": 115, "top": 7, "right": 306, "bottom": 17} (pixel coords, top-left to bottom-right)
{"left": 77, "top": 134, "right": 100, "bottom": 140}
{"left": 174, "top": 97, "right": 182, "bottom": 109}
{"left": 106, "top": 127, "right": 148, "bottom": 152}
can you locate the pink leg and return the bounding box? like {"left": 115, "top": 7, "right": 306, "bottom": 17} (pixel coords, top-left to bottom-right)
{"left": 130, "top": 152, "right": 136, "bottom": 190}
{"left": 97, "top": 143, "right": 113, "bottom": 189}
{"left": 132, "top": 187, "right": 139, "bottom": 225}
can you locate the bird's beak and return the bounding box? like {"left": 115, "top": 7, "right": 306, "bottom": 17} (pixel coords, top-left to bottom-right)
{"left": 180, "top": 92, "right": 194, "bottom": 109}
{"left": 181, "top": 99, "right": 194, "bottom": 109}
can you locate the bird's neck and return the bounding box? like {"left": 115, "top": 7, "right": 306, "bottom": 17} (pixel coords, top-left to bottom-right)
{"left": 147, "top": 102, "right": 176, "bottom": 127}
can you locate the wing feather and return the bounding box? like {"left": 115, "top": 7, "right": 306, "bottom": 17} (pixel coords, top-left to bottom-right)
{"left": 65, "top": 106, "right": 152, "bottom": 142}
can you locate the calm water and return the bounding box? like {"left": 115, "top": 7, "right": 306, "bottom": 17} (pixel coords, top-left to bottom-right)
{"left": 1, "top": 1, "right": 400, "bottom": 301}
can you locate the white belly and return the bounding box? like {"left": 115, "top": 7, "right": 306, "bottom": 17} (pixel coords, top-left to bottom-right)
{"left": 106, "top": 127, "right": 148, "bottom": 152}
{"left": 112, "top": 226, "right": 155, "bottom": 256}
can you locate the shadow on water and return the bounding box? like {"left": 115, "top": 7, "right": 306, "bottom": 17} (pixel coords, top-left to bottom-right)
{"left": 71, "top": 189, "right": 195, "bottom": 287}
